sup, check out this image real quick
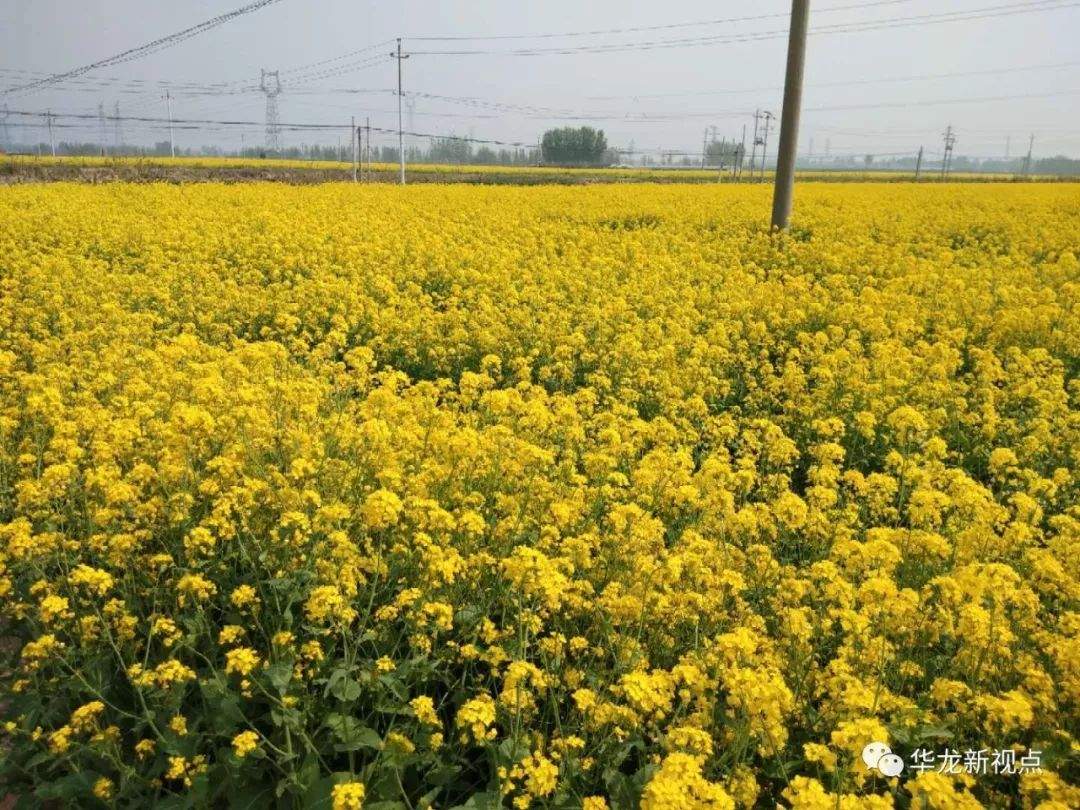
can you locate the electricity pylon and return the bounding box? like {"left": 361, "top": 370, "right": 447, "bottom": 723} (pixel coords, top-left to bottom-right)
{"left": 260, "top": 69, "right": 282, "bottom": 153}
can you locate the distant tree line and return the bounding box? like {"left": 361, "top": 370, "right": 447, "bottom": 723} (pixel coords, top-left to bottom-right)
{"left": 797, "top": 153, "right": 1080, "bottom": 176}
{"left": 0, "top": 138, "right": 540, "bottom": 166}
{"left": 5, "top": 134, "right": 1080, "bottom": 176}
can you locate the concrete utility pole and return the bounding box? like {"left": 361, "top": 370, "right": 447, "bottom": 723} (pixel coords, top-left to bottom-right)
{"left": 113, "top": 101, "right": 123, "bottom": 152}
{"left": 771, "top": 0, "right": 810, "bottom": 230}
{"left": 914, "top": 145, "right": 923, "bottom": 180}
{"left": 47, "top": 109, "right": 55, "bottom": 156}
{"left": 749, "top": 111, "right": 760, "bottom": 182}
{"left": 738, "top": 123, "right": 747, "bottom": 178}
{"left": 164, "top": 90, "right": 175, "bottom": 158}
{"left": 391, "top": 38, "right": 409, "bottom": 185}
{"left": 1022, "top": 133, "right": 1034, "bottom": 176}
{"left": 365, "top": 117, "right": 371, "bottom": 180}
{"left": 98, "top": 102, "right": 108, "bottom": 156}
{"left": 351, "top": 115, "right": 358, "bottom": 182}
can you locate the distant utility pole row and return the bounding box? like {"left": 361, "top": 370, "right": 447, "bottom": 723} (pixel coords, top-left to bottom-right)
{"left": 351, "top": 117, "right": 373, "bottom": 181}
{"left": 907, "top": 129, "right": 1032, "bottom": 181}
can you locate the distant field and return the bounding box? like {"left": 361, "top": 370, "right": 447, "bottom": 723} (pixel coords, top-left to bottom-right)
{"left": 0, "top": 153, "right": 1067, "bottom": 184}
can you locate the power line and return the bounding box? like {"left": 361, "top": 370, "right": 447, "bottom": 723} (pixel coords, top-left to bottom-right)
{"left": 410, "top": 1, "right": 1080, "bottom": 56}
{"left": 404, "top": 91, "right": 577, "bottom": 116}
{"left": 0, "top": 117, "right": 1066, "bottom": 162}
{"left": 278, "top": 39, "right": 395, "bottom": 78}
{"left": 286, "top": 87, "right": 1080, "bottom": 123}
{"left": 803, "top": 88, "right": 1080, "bottom": 112}
{"left": 2, "top": 1, "right": 286, "bottom": 96}
{"left": 11, "top": 41, "right": 1076, "bottom": 114}
{"left": 0, "top": 69, "right": 252, "bottom": 96}
{"left": 10, "top": 84, "right": 1080, "bottom": 134}
{"left": 280, "top": 56, "right": 388, "bottom": 87}
{"left": 3, "top": 107, "right": 540, "bottom": 147}
{"left": 37, "top": 53, "right": 1072, "bottom": 104}
{"left": 584, "top": 59, "right": 1080, "bottom": 100}
{"left": 1, "top": 38, "right": 391, "bottom": 97}
{"left": 410, "top": 0, "right": 918, "bottom": 41}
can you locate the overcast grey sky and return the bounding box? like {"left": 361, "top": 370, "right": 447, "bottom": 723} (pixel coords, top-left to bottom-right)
{"left": 2, "top": 0, "right": 1079, "bottom": 159}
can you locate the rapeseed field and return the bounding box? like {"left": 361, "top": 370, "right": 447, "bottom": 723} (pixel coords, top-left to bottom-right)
{"left": 0, "top": 182, "right": 1078, "bottom": 808}
{"left": 4, "top": 154, "right": 1058, "bottom": 183}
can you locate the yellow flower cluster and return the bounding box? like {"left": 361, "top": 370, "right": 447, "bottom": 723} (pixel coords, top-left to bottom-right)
{"left": 0, "top": 181, "right": 1077, "bottom": 806}
{"left": 331, "top": 781, "right": 366, "bottom": 810}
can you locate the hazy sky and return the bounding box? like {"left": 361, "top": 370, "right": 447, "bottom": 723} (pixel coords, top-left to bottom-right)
{"left": 2, "top": 0, "right": 1079, "bottom": 159}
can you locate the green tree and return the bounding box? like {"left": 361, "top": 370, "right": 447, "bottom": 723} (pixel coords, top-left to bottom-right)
{"left": 540, "top": 127, "right": 608, "bottom": 166}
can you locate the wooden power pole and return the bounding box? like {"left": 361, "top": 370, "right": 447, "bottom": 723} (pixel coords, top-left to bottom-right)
{"left": 771, "top": 0, "right": 810, "bottom": 230}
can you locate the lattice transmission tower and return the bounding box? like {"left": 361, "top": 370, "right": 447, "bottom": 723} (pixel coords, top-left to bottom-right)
{"left": 941, "top": 125, "right": 957, "bottom": 179}
{"left": 260, "top": 69, "right": 282, "bottom": 153}
{"left": 98, "top": 102, "right": 109, "bottom": 154}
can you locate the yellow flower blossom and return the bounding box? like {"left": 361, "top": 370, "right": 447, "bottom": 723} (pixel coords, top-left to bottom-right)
{"left": 232, "top": 730, "right": 260, "bottom": 758}
{"left": 224, "top": 647, "right": 261, "bottom": 677}
{"left": 332, "top": 781, "right": 366, "bottom": 810}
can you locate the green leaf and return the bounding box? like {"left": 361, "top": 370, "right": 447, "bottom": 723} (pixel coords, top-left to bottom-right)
{"left": 330, "top": 677, "right": 362, "bottom": 702}
{"left": 265, "top": 661, "right": 293, "bottom": 695}
{"left": 201, "top": 678, "right": 247, "bottom": 735}
{"left": 36, "top": 771, "right": 94, "bottom": 801}
{"left": 418, "top": 786, "right": 442, "bottom": 809}
{"left": 24, "top": 751, "right": 53, "bottom": 769}
{"left": 228, "top": 782, "right": 276, "bottom": 810}
{"left": 426, "top": 764, "right": 461, "bottom": 786}
{"left": 378, "top": 674, "right": 408, "bottom": 701}
{"left": 324, "top": 714, "right": 381, "bottom": 751}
